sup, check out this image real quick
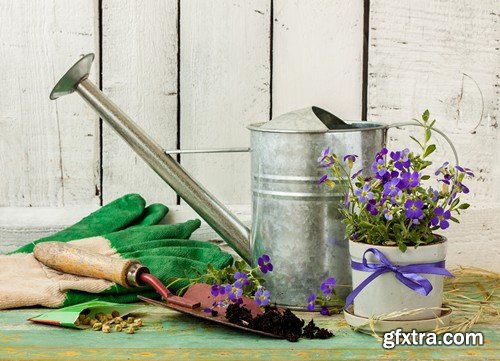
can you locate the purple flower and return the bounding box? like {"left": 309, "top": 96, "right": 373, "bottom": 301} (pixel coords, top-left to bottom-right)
{"left": 307, "top": 294, "right": 316, "bottom": 311}
{"left": 354, "top": 183, "right": 374, "bottom": 204}
{"left": 254, "top": 287, "right": 270, "bottom": 307}
{"left": 214, "top": 299, "right": 227, "bottom": 308}
{"left": 375, "top": 147, "right": 388, "bottom": 161}
{"left": 438, "top": 173, "right": 453, "bottom": 185}
{"left": 383, "top": 208, "right": 393, "bottom": 221}
{"left": 428, "top": 188, "right": 439, "bottom": 202}
{"left": 351, "top": 169, "right": 363, "bottom": 179}
{"left": 234, "top": 271, "right": 250, "bottom": 288}
{"left": 455, "top": 165, "right": 475, "bottom": 177}
{"left": 383, "top": 178, "right": 402, "bottom": 197}
{"left": 371, "top": 158, "right": 388, "bottom": 178}
{"left": 343, "top": 154, "right": 358, "bottom": 162}
{"left": 435, "top": 162, "right": 450, "bottom": 176}
{"left": 343, "top": 154, "right": 358, "bottom": 168}
{"left": 321, "top": 158, "right": 335, "bottom": 168}
{"left": 317, "top": 174, "right": 328, "bottom": 185}
{"left": 390, "top": 193, "right": 402, "bottom": 204}
{"left": 448, "top": 182, "right": 470, "bottom": 204}
{"left": 210, "top": 283, "right": 226, "bottom": 297}
{"left": 320, "top": 306, "right": 330, "bottom": 316}
{"left": 224, "top": 283, "right": 243, "bottom": 302}
{"left": 366, "top": 199, "right": 379, "bottom": 216}
{"left": 318, "top": 149, "right": 336, "bottom": 168}
{"left": 318, "top": 147, "right": 330, "bottom": 163}
{"left": 431, "top": 207, "right": 451, "bottom": 230}
{"left": 401, "top": 171, "right": 420, "bottom": 188}
{"left": 390, "top": 149, "right": 411, "bottom": 170}
{"left": 320, "top": 277, "right": 336, "bottom": 295}
{"left": 258, "top": 254, "right": 273, "bottom": 273}
{"left": 343, "top": 193, "right": 349, "bottom": 209}
{"left": 405, "top": 199, "right": 424, "bottom": 219}
{"left": 455, "top": 182, "right": 470, "bottom": 194}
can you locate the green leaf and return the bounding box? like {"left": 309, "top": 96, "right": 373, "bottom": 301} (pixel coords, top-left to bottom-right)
{"left": 429, "top": 119, "right": 436, "bottom": 129}
{"left": 422, "top": 109, "right": 430, "bottom": 122}
{"left": 409, "top": 136, "right": 424, "bottom": 149}
{"left": 450, "top": 216, "right": 460, "bottom": 223}
{"left": 450, "top": 198, "right": 460, "bottom": 209}
{"left": 398, "top": 243, "right": 408, "bottom": 252}
{"left": 423, "top": 144, "right": 436, "bottom": 157}
{"left": 458, "top": 203, "right": 470, "bottom": 210}
{"left": 421, "top": 175, "right": 430, "bottom": 180}
{"left": 425, "top": 128, "right": 431, "bottom": 142}
{"left": 234, "top": 260, "right": 247, "bottom": 271}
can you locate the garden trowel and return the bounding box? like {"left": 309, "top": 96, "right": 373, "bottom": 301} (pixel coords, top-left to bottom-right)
{"left": 33, "top": 242, "right": 282, "bottom": 338}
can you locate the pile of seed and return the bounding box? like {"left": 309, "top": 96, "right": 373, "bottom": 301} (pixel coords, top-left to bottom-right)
{"left": 75, "top": 310, "right": 143, "bottom": 334}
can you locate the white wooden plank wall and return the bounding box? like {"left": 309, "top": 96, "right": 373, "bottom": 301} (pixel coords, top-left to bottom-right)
{"left": 0, "top": 0, "right": 100, "bottom": 207}
{"left": 101, "top": 0, "right": 178, "bottom": 205}
{"left": 0, "top": 1, "right": 498, "bottom": 270}
{"left": 180, "top": 0, "right": 270, "bottom": 205}
{"left": 273, "top": 0, "right": 364, "bottom": 119}
{"left": 368, "top": 0, "right": 499, "bottom": 268}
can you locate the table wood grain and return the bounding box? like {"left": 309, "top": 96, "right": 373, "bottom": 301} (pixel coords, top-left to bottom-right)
{"left": 0, "top": 305, "right": 497, "bottom": 361}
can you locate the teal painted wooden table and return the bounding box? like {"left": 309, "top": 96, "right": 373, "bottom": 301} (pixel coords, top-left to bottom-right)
{"left": 0, "top": 305, "right": 497, "bottom": 361}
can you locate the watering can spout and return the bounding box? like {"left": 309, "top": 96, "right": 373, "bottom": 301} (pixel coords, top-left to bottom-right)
{"left": 50, "top": 54, "right": 252, "bottom": 264}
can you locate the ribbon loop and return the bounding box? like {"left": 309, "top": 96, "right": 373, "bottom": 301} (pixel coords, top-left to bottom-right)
{"left": 345, "top": 248, "right": 453, "bottom": 307}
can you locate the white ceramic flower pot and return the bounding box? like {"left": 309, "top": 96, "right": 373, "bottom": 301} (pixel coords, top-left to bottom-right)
{"left": 349, "top": 238, "right": 447, "bottom": 320}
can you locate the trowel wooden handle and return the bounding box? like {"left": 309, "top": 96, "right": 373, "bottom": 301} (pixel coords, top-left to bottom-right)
{"left": 33, "top": 242, "right": 141, "bottom": 288}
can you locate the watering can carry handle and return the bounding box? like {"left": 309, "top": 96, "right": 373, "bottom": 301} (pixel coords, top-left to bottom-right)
{"left": 386, "top": 121, "right": 459, "bottom": 165}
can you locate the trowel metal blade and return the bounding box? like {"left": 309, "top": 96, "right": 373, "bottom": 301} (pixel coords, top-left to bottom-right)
{"left": 138, "top": 283, "right": 283, "bottom": 339}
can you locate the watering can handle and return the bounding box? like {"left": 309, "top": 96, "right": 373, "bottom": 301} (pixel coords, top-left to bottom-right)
{"left": 386, "top": 121, "right": 459, "bottom": 165}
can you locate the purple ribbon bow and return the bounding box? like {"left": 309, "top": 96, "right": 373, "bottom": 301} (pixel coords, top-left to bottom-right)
{"left": 345, "top": 248, "right": 453, "bottom": 307}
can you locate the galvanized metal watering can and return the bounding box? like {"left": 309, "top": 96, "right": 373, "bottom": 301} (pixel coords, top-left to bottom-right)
{"left": 50, "top": 54, "right": 457, "bottom": 309}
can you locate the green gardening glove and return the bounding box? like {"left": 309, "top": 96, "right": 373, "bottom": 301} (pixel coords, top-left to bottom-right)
{"left": 11, "top": 193, "right": 168, "bottom": 254}
{"left": 0, "top": 196, "right": 233, "bottom": 310}
{"left": 62, "top": 225, "right": 233, "bottom": 306}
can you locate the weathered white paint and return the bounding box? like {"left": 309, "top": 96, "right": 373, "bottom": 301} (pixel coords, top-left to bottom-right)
{"left": 367, "top": 0, "right": 499, "bottom": 271}
{"left": 272, "top": 0, "right": 364, "bottom": 119}
{"left": 179, "top": 0, "right": 270, "bottom": 204}
{"left": 368, "top": 0, "right": 499, "bottom": 205}
{"left": 1, "top": 205, "right": 497, "bottom": 271}
{"left": 0, "top": 0, "right": 100, "bottom": 207}
{"left": 101, "top": 0, "right": 178, "bottom": 205}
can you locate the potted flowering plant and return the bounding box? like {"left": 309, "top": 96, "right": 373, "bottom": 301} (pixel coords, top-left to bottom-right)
{"left": 318, "top": 110, "right": 474, "bottom": 322}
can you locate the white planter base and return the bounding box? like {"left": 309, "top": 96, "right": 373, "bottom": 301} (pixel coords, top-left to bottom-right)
{"left": 349, "top": 239, "right": 449, "bottom": 320}
{"left": 343, "top": 305, "right": 452, "bottom": 334}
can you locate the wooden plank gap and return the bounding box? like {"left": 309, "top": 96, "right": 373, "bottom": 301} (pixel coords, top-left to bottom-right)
{"left": 362, "top": 0, "right": 370, "bottom": 121}
{"left": 50, "top": 65, "right": 65, "bottom": 205}
{"left": 269, "top": 0, "right": 274, "bottom": 121}
{"left": 176, "top": 0, "right": 181, "bottom": 205}
{"left": 98, "top": 0, "right": 103, "bottom": 205}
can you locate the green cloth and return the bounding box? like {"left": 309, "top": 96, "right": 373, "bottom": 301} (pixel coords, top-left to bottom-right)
{"left": 1, "top": 194, "right": 233, "bottom": 309}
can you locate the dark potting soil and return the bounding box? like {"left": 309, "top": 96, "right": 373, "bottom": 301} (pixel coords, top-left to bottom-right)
{"left": 225, "top": 303, "right": 334, "bottom": 342}
{"left": 302, "top": 319, "right": 333, "bottom": 339}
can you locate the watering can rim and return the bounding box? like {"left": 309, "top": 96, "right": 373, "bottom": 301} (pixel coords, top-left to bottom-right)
{"left": 247, "top": 121, "right": 389, "bottom": 134}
